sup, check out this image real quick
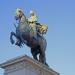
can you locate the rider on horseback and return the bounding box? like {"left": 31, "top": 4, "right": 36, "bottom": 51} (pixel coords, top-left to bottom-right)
{"left": 28, "top": 10, "right": 48, "bottom": 39}
{"left": 28, "top": 10, "right": 38, "bottom": 40}
{"left": 14, "top": 9, "right": 48, "bottom": 47}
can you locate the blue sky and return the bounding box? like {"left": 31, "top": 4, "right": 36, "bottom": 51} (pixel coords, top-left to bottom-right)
{"left": 0, "top": 0, "right": 75, "bottom": 75}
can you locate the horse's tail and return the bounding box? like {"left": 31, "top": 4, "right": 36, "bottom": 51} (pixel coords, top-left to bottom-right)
{"left": 42, "top": 37, "right": 47, "bottom": 51}
{"left": 37, "top": 34, "right": 47, "bottom": 51}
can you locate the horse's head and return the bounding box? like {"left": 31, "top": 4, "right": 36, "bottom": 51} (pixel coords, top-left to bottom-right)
{"left": 15, "top": 8, "right": 24, "bottom": 21}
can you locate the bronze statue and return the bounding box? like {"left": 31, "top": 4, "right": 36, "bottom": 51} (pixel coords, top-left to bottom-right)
{"left": 10, "top": 8, "right": 48, "bottom": 66}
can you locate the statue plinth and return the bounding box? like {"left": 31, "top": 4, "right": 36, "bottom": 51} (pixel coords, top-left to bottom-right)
{"left": 0, "top": 55, "right": 59, "bottom": 75}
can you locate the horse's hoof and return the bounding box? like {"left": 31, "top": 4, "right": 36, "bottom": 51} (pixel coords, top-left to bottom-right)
{"left": 15, "top": 42, "right": 22, "bottom": 47}
{"left": 11, "top": 40, "right": 14, "bottom": 44}
{"left": 45, "top": 63, "right": 49, "bottom": 67}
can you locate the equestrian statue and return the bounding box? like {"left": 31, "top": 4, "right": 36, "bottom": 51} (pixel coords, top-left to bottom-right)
{"left": 10, "top": 8, "right": 48, "bottom": 66}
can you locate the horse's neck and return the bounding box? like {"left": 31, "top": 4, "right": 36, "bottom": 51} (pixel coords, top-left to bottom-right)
{"left": 18, "top": 15, "right": 29, "bottom": 29}
{"left": 20, "top": 15, "right": 26, "bottom": 23}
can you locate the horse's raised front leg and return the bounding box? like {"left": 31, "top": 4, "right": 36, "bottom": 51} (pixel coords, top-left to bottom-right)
{"left": 15, "top": 39, "right": 22, "bottom": 47}
{"left": 10, "top": 32, "right": 17, "bottom": 44}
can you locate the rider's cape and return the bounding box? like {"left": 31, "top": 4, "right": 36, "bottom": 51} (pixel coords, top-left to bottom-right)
{"left": 36, "top": 24, "right": 48, "bottom": 35}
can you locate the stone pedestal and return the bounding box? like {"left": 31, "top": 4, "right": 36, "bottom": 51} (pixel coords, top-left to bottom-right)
{"left": 0, "top": 55, "right": 59, "bottom": 75}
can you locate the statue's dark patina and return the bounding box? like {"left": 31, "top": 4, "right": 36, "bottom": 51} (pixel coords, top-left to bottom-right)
{"left": 10, "top": 9, "right": 48, "bottom": 66}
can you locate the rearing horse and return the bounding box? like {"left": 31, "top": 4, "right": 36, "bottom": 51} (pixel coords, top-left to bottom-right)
{"left": 10, "top": 9, "right": 48, "bottom": 66}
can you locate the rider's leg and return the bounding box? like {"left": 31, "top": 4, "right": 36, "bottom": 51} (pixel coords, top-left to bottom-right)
{"left": 32, "top": 24, "right": 38, "bottom": 40}
{"left": 29, "top": 23, "right": 38, "bottom": 40}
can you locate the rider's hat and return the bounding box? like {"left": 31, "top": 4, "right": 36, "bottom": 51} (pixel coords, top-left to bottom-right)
{"left": 29, "top": 10, "right": 35, "bottom": 16}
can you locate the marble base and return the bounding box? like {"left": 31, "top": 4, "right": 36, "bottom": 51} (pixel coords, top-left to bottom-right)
{"left": 0, "top": 55, "right": 59, "bottom": 75}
